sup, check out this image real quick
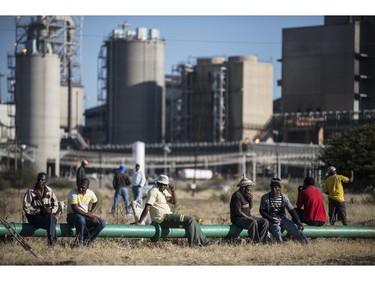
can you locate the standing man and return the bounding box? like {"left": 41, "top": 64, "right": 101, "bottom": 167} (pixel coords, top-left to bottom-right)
{"left": 23, "top": 172, "right": 59, "bottom": 246}
{"left": 230, "top": 174, "right": 269, "bottom": 244}
{"left": 136, "top": 174, "right": 212, "bottom": 247}
{"left": 132, "top": 163, "right": 146, "bottom": 207}
{"left": 112, "top": 164, "right": 132, "bottom": 216}
{"left": 67, "top": 178, "right": 106, "bottom": 247}
{"left": 323, "top": 166, "right": 354, "bottom": 225}
{"left": 259, "top": 178, "right": 308, "bottom": 244}
{"left": 294, "top": 176, "right": 326, "bottom": 226}
{"left": 76, "top": 159, "right": 89, "bottom": 187}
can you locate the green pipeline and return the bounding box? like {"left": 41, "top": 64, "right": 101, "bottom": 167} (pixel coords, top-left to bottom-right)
{"left": 1, "top": 223, "right": 375, "bottom": 239}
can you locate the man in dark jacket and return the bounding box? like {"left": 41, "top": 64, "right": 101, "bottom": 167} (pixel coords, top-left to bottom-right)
{"left": 230, "top": 174, "right": 269, "bottom": 244}
{"left": 111, "top": 164, "right": 132, "bottom": 216}
{"left": 259, "top": 178, "right": 308, "bottom": 243}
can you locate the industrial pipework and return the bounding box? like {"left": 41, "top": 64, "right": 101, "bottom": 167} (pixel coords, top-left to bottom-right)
{"left": 1, "top": 223, "right": 375, "bottom": 239}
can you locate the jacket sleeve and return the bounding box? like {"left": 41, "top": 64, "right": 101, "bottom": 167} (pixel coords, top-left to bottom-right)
{"left": 23, "top": 190, "right": 38, "bottom": 215}
{"left": 51, "top": 190, "right": 59, "bottom": 213}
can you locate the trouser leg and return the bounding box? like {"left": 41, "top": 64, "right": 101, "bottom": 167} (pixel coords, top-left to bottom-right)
{"left": 86, "top": 217, "right": 106, "bottom": 244}
{"left": 268, "top": 221, "right": 283, "bottom": 243}
{"left": 328, "top": 198, "right": 338, "bottom": 225}
{"left": 280, "top": 216, "right": 308, "bottom": 243}
{"left": 161, "top": 214, "right": 207, "bottom": 247}
{"left": 336, "top": 201, "right": 347, "bottom": 225}
{"left": 112, "top": 189, "right": 120, "bottom": 213}
{"left": 120, "top": 188, "right": 132, "bottom": 214}
{"left": 67, "top": 213, "right": 86, "bottom": 245}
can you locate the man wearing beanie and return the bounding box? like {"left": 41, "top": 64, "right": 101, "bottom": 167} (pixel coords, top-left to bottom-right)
{"left": 230, "top": 174, "right": 269, "bottom": 244}
{"left": 259, "top": 178, "right": 308, "bottom": 243}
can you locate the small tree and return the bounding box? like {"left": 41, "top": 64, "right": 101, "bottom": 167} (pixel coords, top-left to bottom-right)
{"left": 318, "top": 123, "right": 375, "bottom": 192}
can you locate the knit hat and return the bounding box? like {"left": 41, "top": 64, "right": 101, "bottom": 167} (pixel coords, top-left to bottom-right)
{"left": 270, "top": 178, "right": 282, "bottom": 188}
{"left": 237, "top": 173, "right": 255, "bottom": 187}
{"left": 82, "top": 159, "right": 89, "bottom": 166}
{"left": 119, "top": 164, "right": 126, "bottom": 172}
{"left": 156, "top": 174, "right": 169, "bottom": 185}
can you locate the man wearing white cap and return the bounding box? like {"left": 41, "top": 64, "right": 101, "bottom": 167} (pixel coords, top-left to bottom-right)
{"left": 323, "top": 166, "right": 354, "bottom": 225}
{"left": 136, "top": 174, "right": 213, "bottom": 247}
{"left": 230, "top": 174, "right": 269, "bottom": 244}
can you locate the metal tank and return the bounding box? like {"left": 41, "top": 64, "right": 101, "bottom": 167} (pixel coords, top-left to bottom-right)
{"left": 15, "top": 53, "right": 61, "bottom": 175}
{"left": 105, "top": 27, "right": 165, "bottom": 144}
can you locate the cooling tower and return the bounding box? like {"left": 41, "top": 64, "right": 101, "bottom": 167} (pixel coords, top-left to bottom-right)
{"left": 105, "top": 28, "right": 165, "bottom": 144}
{"left": 15, "top": 53, "right": 61, "bottom": 176}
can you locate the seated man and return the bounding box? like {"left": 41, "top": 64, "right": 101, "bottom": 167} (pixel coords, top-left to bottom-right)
{"left": 259, "top": 178, "right": 308, "bottom": 244}
{"left": 67, "top": 178, "right": 106, "bottom": 247}
{"left": 23, "top": 172, "right": 59, "bottom": 246}
{"left": 135, "top": 174, "right": 213, "bottom": 247}
{"left": 230, "top": 174, "right": 269, "bottom": 244}
{"left": 294, "top": 176, "right": 326, "bottom": 226}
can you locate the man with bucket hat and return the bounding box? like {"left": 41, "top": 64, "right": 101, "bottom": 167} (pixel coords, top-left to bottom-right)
{"left": 135, "top": 174, "right": 214, "bottom": 247}
{"left": 230, "top": 174, "right": 269, "bottom": 244}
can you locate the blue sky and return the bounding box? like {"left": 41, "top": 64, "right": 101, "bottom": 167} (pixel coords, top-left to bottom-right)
{"left": 0, "top": 1, "right": 367, "bottom": 110}
{"left": 0, "top": 15, "right": 324, "bottom": 109}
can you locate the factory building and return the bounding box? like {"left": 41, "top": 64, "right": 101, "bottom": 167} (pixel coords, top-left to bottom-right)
{"left": 188, "top": 56, "right": 273, "bottom": 143}
{"left": 278, "top": 16, "right": 375, "bottom": 143}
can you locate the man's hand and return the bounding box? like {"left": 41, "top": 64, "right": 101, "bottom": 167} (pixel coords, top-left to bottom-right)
{"left": 89, "top": 214, "right": 99, "bottom": 225}
{"left": 169, "top": 183, "right": 176, "bottom": 192}
{"left": 297, "top": 222, "right": 304, "bottom": 230}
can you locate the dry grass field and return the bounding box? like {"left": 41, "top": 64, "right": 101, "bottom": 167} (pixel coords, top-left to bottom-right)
{"left": 1, "top": 177, "right": 375, "bottom": 273}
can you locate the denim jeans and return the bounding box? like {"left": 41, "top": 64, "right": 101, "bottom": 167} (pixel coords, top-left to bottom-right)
{"left": 112, "top": 187, "right": 132, "bottom": 214}
{"left": 67, "top": 213, "right": 106, "bottom": 246}
{"left": 132, "top": 185, "right": 143, "bottom": 207}
{"left": 268, "top": 215, "right": 308, "bottom": 243}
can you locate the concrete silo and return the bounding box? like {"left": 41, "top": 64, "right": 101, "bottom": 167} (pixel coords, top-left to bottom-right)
{"left": 12, "top": 16, "right": 83, "bottom": 176}
{"left": 103, "top": 26, "right": 165, "bottom": 144}
{"left": 15, "top": 53, "right": 61, "bottom": 176}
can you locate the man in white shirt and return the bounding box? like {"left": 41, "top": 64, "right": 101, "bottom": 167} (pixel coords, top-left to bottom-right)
{"left": 132, "top": 163, "right": 146, "bottom": 207}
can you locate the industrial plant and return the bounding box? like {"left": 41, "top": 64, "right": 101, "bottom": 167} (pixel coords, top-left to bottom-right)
{"left": 0, "top": 16, "right": 374, "bottom": 182}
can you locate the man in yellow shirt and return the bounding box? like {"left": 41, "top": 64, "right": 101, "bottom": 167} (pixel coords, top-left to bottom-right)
{"left": 323, "top": 166, "right": 354, "bottom": 225}
{"left": 67, "top": 178, "right": 106, "bottom": 247}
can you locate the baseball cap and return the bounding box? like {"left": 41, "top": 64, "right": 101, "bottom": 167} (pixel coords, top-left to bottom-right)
{"left": 327, "top": 166, "right": 336, "bottom": 173}
{"left": 119, "top": 164, "right": 126, "bottom": 172}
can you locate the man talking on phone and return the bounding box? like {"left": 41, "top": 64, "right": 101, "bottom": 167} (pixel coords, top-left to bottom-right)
{"left": 135, "top": 174, "right": 214, "bottom": 247}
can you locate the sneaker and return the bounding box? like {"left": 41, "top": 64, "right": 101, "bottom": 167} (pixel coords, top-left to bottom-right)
{"left": 126, "top": 214, "right": 133, "bottom": 217}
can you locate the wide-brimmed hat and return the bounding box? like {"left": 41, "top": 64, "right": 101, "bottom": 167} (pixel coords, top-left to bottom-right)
{"left": 156, "top": 174, "right": 169, "bottom": 185}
